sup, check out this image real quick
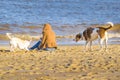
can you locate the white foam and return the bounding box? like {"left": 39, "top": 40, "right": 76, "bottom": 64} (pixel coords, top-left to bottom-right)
{"left": 108, "top": 33, "right": 120, "bottom": 38}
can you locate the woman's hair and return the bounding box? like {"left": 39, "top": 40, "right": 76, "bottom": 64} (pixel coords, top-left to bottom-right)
{"left": 43, "top": 23, "right": 52, "bottom": 32}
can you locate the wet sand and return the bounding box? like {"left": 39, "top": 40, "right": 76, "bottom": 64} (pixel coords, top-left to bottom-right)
{"left": 0, "top": 23, "right": 120, "bottom": 40}
{"left": 0, "top": 45, "right": 120, "bottom": 80}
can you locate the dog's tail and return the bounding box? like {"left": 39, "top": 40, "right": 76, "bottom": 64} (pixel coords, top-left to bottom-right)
{"left": 98, "top": 22, "right": 114, "bottom": 31}
{"left": 6, "top": 33, "right": 13, "bottom": 39}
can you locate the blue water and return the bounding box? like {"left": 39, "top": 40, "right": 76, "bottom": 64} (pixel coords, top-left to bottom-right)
{"left": 0, "top": 0, "right": 120, "bottom": 45}
{"left": 0, "top": 0, "right": 120, "bottom": 25}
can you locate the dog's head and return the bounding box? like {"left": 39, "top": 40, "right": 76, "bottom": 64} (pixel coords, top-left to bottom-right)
{"left": 6, "top": 33, "right": 12, "bottom": 36}
{"left": 73, "top": 33, "right": 82, "bottom": 42}
{"left": 6, "top": 33, "right": 13, "bottom": 39}
{"left": 6, "top": 33, "right": 12, "bottom": 35}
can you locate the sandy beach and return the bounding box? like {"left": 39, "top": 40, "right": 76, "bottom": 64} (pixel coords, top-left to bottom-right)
{"left": 0, "top": 44, "right": 120, "bottom": 80}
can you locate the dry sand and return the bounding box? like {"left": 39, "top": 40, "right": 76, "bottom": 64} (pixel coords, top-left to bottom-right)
{"left": 0, "top": 45, "right": 120, "bottom": 80}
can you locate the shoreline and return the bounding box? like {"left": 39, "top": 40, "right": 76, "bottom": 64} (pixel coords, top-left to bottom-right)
{"left": 0, "top": 23, "right": 120, "bottom": 36}
{"left": 0, "top": 36, "right": 120, "bottom": 47}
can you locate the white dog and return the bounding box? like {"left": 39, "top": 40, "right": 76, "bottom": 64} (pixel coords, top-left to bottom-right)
{"left": 6, "top": 33, "right": 31, "bottom": 51}
{"left": 74, "top": 22, "right": 114, "bottom": 51}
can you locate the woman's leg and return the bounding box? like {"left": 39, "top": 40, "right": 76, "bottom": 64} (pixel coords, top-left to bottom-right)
{"left": 29, "top": 41, "right": 41, "bottom": 50}
{"left": 44, "top": 47, "right": 56, "bottom": 51}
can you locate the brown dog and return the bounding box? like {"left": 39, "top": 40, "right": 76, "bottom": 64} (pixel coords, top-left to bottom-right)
{"left": 74, "top": 22, "right": 114, "bottom": 51}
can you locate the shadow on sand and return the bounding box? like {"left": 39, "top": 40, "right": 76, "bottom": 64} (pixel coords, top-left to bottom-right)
{"left": 0, "top": 49, "right": 10, "bottom": 52}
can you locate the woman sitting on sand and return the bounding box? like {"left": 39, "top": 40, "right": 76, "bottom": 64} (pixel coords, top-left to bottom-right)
{"left": 29, "top": 23, "right": 57, "bottom": 51}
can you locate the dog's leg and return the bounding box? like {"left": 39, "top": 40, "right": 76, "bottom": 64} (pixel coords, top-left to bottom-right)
{"left": 85, "top": 41, "right": 89, "bottom": 51}
{"left": 12, "top": 44, "right": 18, "bottom": 52}
{"left": 10, "top": 45, "right": 12, "bottom": 52}
{"left": 99, "top": 39, "right": 104, "bottom": 51}
{"left": 10, "top": 45, "right": 14, "bottom": 52}
{"left": 90, "top": 41, "right": 93, "bottom": 51}
{"left": 25, "top": 47, "right": 29, "bottom": 51}
{"left": 104, "top": 38, "right": 108, "bottom": 51}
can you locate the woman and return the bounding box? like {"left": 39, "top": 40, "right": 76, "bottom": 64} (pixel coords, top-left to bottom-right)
{"left": 30, "top": 23, "right": 57, "bottom": 51}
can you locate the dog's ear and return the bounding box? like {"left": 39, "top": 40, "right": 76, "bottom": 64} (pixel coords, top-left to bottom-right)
{"left": 77, "top": 33, "right": 81, "bottom": 39}
{"left": 74, "top": 33, "right": 82, "bottom": 42}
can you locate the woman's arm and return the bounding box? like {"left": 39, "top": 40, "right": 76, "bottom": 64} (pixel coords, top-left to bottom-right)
{"left": 38, "top": 32, "right": 47, "bottom": 49}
